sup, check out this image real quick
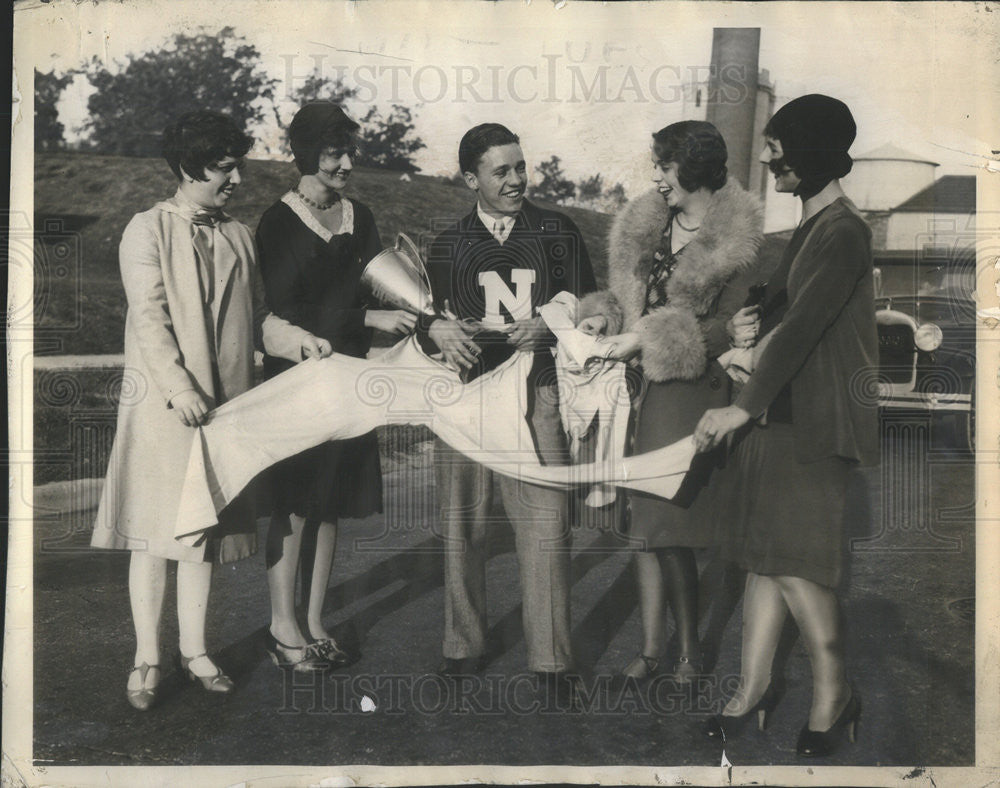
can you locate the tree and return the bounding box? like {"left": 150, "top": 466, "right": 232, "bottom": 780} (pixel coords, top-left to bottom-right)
{"left": 35, "top": 69, "right": 72, "bottom": 151}
{"left": 291, "top": 71, "right": 358, "bottom": 107}
{"left": 576, "top": 173, "right": 605, "bottom": 206}
{"left": 356, "top": 104, "right": 426, "bottom": 173}
{"left": 81, "top": 27, "right": 277, "bottom": 156}
{"left": 603, "top": 182, "right": 628, "bottom": 212}
{"left": 530, "top": 156, "right": 576, "bottom": 205}
{"left": 572, "top": 173, "right": 628, "bottom": 213}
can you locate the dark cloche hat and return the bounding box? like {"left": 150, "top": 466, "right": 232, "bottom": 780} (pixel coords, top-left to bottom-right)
{"left": 765, "top": 94, "right": 857, "bottom": 193}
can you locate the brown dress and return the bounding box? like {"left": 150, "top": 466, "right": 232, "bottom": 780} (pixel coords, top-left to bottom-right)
{"left": 628, "top": 218, "right": 731, "bottom": 550}
{"left": 256, "top": 192, "right": 384, "bottom": 524}
{"left": 720, "top": 201, "right": 876, "bottom": 588}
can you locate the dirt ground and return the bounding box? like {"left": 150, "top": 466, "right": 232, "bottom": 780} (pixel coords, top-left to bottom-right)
{"left": 30, "top": 430, "right": 975, "bottom": 770}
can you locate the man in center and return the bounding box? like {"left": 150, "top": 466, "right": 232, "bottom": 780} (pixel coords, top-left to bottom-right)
{"left": 419, "top": 123, "right": 597, "bottom": 697}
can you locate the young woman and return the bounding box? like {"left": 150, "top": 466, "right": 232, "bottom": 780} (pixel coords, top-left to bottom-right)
{"left": 91, "top": 111, "right": 329, "bottom": 709}
{"left": 257, "top": 101, "right": 414, "bottom": 671}
{"left": 695, "top": 94, "right": 877, "bottom": 756}
{"left": 577, "top": 120, "right": 763, "bottom": 683}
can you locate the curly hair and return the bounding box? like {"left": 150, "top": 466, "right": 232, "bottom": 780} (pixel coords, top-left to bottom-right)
{"left": 651, "top": 120, "right": 728, "bottom": 193}
{"left": 162, "top": 111, "right": 253, "bottom": 181}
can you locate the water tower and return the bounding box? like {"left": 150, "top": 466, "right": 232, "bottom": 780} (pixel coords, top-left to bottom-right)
{"left": 843, "top": 144, "right": 938, "bottom": 212}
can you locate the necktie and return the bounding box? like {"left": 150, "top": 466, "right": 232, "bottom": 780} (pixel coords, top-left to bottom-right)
{"left": 191, "top": 210, "right": 222, "bottom": 307}
{"left": 188, "top": 215, "right": 224, "bottom": 398}
{"left": 191, "top": 223, "right": 215, "bottom": 306}
{"left": 493, "top": 219, "right": 506, "bottom": 245}
{"left": 191, "top": 210, "right": 223, "bottom": 227}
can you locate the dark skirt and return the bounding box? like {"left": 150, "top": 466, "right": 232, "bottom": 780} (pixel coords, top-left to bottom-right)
{"left": 268, "top": 431, "right": 383, "bottom": 524}
{"left": 627, "top": 364, "right": 729, "bottom": 550}
{"left": 719, "top": 421, "right": 852, "bottom": 588}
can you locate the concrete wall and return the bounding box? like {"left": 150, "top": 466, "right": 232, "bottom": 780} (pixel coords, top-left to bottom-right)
{"left": 886, "top": 211, "right": 977, "bottom": 251}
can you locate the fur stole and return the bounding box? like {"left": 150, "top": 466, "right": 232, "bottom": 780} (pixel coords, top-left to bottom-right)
{"left": 579, "top": 180, "right": 763, "bottom": 381}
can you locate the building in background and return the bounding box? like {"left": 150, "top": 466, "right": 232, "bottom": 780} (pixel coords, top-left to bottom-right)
{"left": 867, "top": 173, "right": 976, "bottom": 301}
{"left": 844, "top": 143, "right": 939, "bottom": 213}
{"left": 681, "top": 32, "right": 775, "bottom": 203}
{"left": 882, "top": 175, "right": 976, "bottom": 253}
{"left": 681, "top": 30, "right": 975, "bottom": 253}
{"left": 681, "top": 29, "right": 976, "bottom": 448}
{"left": 681, "top": 28, "right": 787, "bottom": 229}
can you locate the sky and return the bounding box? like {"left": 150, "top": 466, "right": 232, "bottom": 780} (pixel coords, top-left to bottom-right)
{"left": 16, "top": 0, "right": 999, "bottom": 230}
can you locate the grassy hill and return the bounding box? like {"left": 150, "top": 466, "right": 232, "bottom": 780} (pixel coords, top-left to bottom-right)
{"left": 34, "top": 152, "right": 615, "bottom": 355}
{"left": 32, "top": 152, "right": 789, "bottom": 484}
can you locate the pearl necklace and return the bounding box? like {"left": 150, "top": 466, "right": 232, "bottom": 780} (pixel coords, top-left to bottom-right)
{"left": 294, "top": 188, "right": 338, "bottom": 211}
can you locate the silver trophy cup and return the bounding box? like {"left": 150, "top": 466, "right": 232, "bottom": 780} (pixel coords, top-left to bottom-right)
{"left": 361, "top": 233, "right": 435, "bottom": 317}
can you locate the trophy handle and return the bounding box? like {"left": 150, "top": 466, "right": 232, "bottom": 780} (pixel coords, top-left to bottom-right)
{"left": 396, "top": 232, "right": 431, "bottom": 291}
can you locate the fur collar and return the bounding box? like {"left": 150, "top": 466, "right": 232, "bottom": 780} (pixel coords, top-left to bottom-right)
{"left": 607, "top": 180, "right": 763, "bottom": 327}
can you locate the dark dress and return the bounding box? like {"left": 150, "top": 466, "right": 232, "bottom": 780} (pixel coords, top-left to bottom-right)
{"left": 720, "top": 203, "right": 873, "bottom": 588}
{"left": 628, "top": 218, "right": 730, "bottom": 550}
{"left": 256, "top": 192, "right": 383, "bottom": 523}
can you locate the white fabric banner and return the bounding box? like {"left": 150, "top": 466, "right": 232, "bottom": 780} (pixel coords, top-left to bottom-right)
{"left": 175, "top": 335, "right": 697, "bottom": 546}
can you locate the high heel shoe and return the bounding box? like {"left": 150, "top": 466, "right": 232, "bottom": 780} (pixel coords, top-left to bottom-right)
{"left": 264, "top": 631, "right": 328, "bottom": 672}
{"left": 672, "top": 654, "right": 703, "bottom": 685}
{"left": 177, "top": 653, "right": 235, "bottom": 694}
{"left": 622, "top": 654, "right": 661, "bottom": 681}
{"left": 795, "top": 691, "right": 861, "bottom": 757}
{"left": 126, "top": 663, "right": 160, "bottom": 711}
{"left": 701, "top": 679, "right": 785, "bottom": 741}
{"left": 311, "top": 637, "right": 352, "bottom": 668}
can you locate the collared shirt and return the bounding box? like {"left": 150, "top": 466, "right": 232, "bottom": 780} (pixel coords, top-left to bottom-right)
{"left": 477, "top": 203, "right": 516, "bottom": 245}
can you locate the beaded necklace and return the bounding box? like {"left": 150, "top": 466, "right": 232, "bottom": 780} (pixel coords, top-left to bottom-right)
{"left": 294, "top": 188, "right": 339, "bottom": 211}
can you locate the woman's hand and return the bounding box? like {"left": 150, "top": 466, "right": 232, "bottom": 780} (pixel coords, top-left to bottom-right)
{"left": 602, "top": 331, "right": 641, "bottom": 362}
{"left": 429, "top": 317, "right": 481, "bottom": 370}
{"left": 578, "top": 314, "right": 609, "bottom": 336}
{"left": 727, "top": 305, "right": 761, "bottom": 349}
{"left": 170, "top": 390, "right": 210, "bottom": 427}
{"left": 694, "top": 405, "right": 751, "bottom": 452}
{"left": 301, "top": 335, "right": 333, "bottom": 360}
{"left": 365, "top": 309, "right": 418, "bottom": 335}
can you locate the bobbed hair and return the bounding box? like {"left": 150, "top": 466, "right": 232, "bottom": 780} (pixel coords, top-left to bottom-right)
{"left": 288, "top": 101, "right": 360, "bottom": 175}
{"left": 458, "top": 123, "right": 520, "bottom": 175}
{"left": 651, "top": 120, "right": 728, "bottom": 193}
{"left": 162, "top": 111, "right": 253, "bottom": 182}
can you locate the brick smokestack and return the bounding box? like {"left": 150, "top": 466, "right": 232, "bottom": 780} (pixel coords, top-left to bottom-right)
{"left": 706, "top": 28, "right": 761, "bottom": 191}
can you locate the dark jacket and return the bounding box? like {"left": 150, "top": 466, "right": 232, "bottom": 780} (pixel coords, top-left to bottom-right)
{"left": 735, "top": 198, "right": 879, "bottom": 466}
{"left": 419, "top": 199, "right": 596, "bottom": 379}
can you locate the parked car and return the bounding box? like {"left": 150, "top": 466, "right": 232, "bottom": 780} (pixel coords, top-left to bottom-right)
{"left": 874, "top": 257, "right": 976, "bottom": 453}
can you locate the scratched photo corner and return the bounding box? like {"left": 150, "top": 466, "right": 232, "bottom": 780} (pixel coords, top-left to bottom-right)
{"left": 11, "top": 0, "right": 998, "bottom": 785}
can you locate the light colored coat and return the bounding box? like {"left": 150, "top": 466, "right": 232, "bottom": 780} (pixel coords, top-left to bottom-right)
{"left": 579, "top": 180, "right": 764, "bottom": 381}
{"left": 91, "top": 196, "right": 310, "bottom": 563}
